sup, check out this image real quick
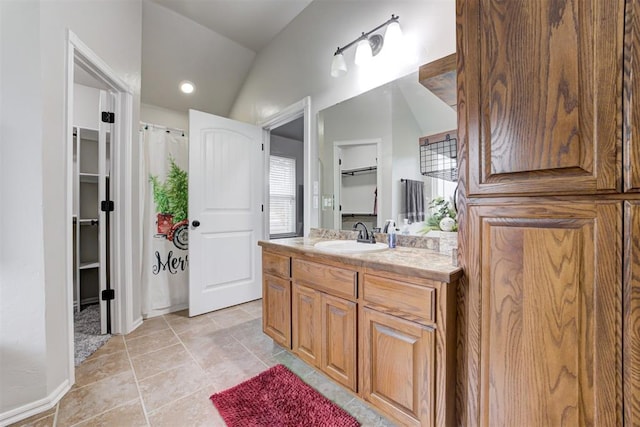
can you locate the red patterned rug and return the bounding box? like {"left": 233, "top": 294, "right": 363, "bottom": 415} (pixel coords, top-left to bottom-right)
{"left": 210, "top": 364, "right": 360, "bottom": 427}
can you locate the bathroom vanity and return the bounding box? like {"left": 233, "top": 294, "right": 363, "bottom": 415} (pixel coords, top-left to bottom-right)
{"left": 259, "top": 237, "right": 461, "bottom": 427}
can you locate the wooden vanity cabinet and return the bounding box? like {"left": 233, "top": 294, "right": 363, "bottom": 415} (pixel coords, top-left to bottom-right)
{"left": 292, "top": 258, "right": 358, "bottom": 391}
{"left": 262, "top": 251, "right": 291, "bottom": 348}
{"left": 261, "top": 245, "right": 458, "bottom": 426}
{"left": 361, "top": 270, "right": 456, "bottom": 427}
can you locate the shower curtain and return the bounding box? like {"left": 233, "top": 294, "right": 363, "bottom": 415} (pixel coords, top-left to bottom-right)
{"left": 140, "top": 125, "right": 189, "bottom": 318}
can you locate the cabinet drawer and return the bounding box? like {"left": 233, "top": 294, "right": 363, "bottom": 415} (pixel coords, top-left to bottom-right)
{"left": 363, "top": 274, "right": 435, "bottom": 322}
{"left": 292, "top": 259, "right": 356, "bottom": 300}
{"left": 263, "top": 251, "right": 290, "bottom": 279}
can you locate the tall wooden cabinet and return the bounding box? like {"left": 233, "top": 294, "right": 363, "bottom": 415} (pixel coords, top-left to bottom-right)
{"left": 457, "top": 0, "right": 637, "bottom": 425}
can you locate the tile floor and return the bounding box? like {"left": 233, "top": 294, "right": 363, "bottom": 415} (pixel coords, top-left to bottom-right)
{"left": 11, "top": 300, "right": 395, "bottom": 427}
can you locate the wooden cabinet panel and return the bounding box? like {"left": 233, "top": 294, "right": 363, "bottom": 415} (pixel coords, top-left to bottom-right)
{"left": 292, "top": 283, "right": 321, "bottom": 366}
{"left": 292, "top": 259, "right": 357, "bottom": 300}
{"left": 262, "top": 274, "right": 291, "bottom": 348}
{"left": 362, "top": 307, "right": 435, "bottom": 426}
{"left": 624, "top": 0, "right": 640, "bottom": 192}
{"left": 624, "top": 202, "right": 640, "bottom": 425}
{"left": 321, "top": 293, "right": 357, "bottom": 391}
{"left": 467, "top": 201, "right": 621, "bottom": 426}
{"left": 263, "top": 251, "right": 290, "bottom": 278}
{"left": 363, "top": 274, "right": 435, "bottom": 323}
{"left": 460, "top": 0, "right": 623, "bottom": 196}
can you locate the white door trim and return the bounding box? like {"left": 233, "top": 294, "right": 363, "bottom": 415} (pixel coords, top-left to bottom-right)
{"left": 65, "top": 30, "right": 134, "bottom": 384}
{"left": 260, "top": 97, "right": 312, "bottom": 236}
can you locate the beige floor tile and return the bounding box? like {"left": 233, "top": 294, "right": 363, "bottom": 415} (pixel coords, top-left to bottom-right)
{"left": 181, "top": 330, "right": 248, "bottom": 368}
{"left": 125, "top": 316, "right": 169, "bottom": 340}
{"left": 138, "top": 361, "right": 209, "bottom": 413}
{"left": 164, "top": 310, "right": 218, "bottom": 334}
{"left": 86, "top": 335, "right": 125, "bottom": 361}
{"left": 239, "top": 299, "right": 263, "bottom": 317}
{"left": 8, "top": 407, "right": 56, "bottom": 427}
{"left": 72, "top": 398, "right": 147, "bottom": 427}
{"left": 173, "top": 317, "right": 224, "bottom": 340}
{"left": 148, "top": 387, "right": 225, "bottom": 427}
{"left": 75, "top": 350, "right": 132, "bottom": 388}
{"left": 125, "top": 328, "right": 178, "bottom": 357}
{"left": 130, "top": 343, "right": 193, "bottom": 380}
{"left": 57, "top": 371, "right": 138, "bottom": 426}
{"left": 204, "top": 307, "right": 255, "bottom": 328}
{"left": 206, "top": 353, "right": 269, "bottom": 391}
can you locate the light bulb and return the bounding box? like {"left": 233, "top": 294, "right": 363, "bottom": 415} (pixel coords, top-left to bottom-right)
{"left": 331, "top": 53, "right": 347, "bottom": 77}
{"left": 384, "top": 21, "right": 403, "bottom": 53}
{"left": 354, "top": 39, "right": 373, "bottom": 66}
{"left": 179, "top": 80, "right": 195, "bottom": 94}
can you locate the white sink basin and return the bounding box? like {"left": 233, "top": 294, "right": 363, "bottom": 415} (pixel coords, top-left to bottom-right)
{"left": 313, "top": 240, "right": 388, "bottom": 254}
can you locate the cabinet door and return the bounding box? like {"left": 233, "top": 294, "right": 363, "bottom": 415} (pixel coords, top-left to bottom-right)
{"left": 459, "top": 0, "right": 623, "bottom": 196}
{"left": 624, "top": 0, "right": 640, "bottom": 192}
{"left": 321, "top": 293, "right": 357, "bottom": 391}
{"left": 362, "top": 307, "right": 435, "bottom": 427}
{"left": 292, "top": 283, "right": 321, "bottom": 366}
{"left": 624, "top": 202, "right": 640, "bottom": 425}
{"left": 262, "top": 274, "right": 291, "bottom": 348}
{"left": 467, "top": 201, "right": 621, "bottom": 426}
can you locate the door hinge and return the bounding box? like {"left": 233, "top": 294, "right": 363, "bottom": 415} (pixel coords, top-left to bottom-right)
{"left": 339, "top": 204, "right": 342, "bottom": 211}
{"left": 339, "top": 158, "right": 342, "bottom": 165}
{"left": 101, "top": 289, "right": 115, "bottom": 301}
{"left": 101, "top": 112, "right": 115, "bottom": 123}
{"left": 261, "top": 204, "right": 264, "bottom": 212}
{"left": 101, "top": 200, "right": 115, "bottom": 212}
{"left": 262, "top": 143, "right": 264, "bottom": 151}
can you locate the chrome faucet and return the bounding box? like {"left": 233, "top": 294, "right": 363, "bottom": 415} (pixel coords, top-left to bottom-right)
{"left": 353, "top": 222, "right": 376, "bottom": 244}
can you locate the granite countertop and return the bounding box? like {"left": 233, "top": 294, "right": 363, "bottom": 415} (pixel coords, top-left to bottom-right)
{"left": 258, "top": 237, "right": 462, "bottom": 283}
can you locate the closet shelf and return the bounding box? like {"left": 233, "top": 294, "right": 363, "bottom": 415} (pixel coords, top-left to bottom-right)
{"left": 342, "top": 213, "right": 377, "bottom": 217}
{"left": 79, "top": 261, "right": 99, "bottom": 270}
{"left": 79, "top": 173, "right": 99, "bottom": 183}
{"left": 79, "top": 218, "right": 99, "bottom": 226}
{"left": 341, "top": 166, "right": 377, "bottom": 176}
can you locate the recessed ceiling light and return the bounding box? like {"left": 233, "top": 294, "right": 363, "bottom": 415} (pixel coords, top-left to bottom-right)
{"left": 179, "top": 80, "right": 195, "bottom": 94}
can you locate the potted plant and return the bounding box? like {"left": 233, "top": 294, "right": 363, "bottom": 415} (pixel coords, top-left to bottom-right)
{"left": 421, "top": 197, "right": 457, "bottom": 234}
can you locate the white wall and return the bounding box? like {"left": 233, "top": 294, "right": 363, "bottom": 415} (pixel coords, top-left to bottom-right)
{"left": 1, "top": 0, "right": 142, "bottom": 422}
{"left": 229, "top": 0, "right": 456, "bottom": 229}
{"left": 141, "top": 103, "right": 189, "bottom": 131}
{"left": 1, "top": 1, "right": 48, "bottom": 415}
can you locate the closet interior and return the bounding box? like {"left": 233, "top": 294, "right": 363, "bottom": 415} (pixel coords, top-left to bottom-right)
{"left": 72, "top": 80, "right": 112, "bottom": 350}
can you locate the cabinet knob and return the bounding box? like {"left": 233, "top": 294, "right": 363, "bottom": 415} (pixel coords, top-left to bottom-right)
{"left": 191, "top": 220, "right": 200, "bottom": 228}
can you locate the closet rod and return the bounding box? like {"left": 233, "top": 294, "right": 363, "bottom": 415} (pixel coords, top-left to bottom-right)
{"left": 140, "top": 121, "right": 186, "bottom": 136}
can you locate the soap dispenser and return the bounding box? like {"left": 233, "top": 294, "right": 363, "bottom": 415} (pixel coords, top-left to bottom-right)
{"left": 387, "top": 220, "right": 397, "bottom": 248}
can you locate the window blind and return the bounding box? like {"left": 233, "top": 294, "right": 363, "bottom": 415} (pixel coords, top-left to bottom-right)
{"left": 270, "top": 155, "right": 296, "bottom": 235}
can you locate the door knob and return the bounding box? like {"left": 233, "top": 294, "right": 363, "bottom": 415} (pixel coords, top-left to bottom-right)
{"left": 191, "top": 220, "right": 200, "bottom": 227}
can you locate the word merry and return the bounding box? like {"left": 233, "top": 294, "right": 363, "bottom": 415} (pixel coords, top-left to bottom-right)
{"left": 152, "top": 250, "right": 188, "bottom": 275}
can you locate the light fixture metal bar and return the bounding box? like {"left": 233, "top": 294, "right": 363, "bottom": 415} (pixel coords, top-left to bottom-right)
{"left": 334, "top": 14, "right": 399, "bottom": 56}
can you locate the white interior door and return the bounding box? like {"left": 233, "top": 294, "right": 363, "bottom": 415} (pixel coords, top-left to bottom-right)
{"left": 188, "top": 109, "right": 264, "bottom": 317}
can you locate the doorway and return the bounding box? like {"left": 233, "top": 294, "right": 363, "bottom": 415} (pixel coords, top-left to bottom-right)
{"left": 333, "top": 139, "right": 382, "bottom": 231}
{"left": 66, "top": 31, "right": 134, "bottom": 379}
{"left": 269, "top": 117, "right": 304, "bottom": 238}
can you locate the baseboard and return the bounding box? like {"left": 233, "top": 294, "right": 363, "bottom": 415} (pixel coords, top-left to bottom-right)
{"left": 0, "top": 379, "right": 70, "bottom": 427}
{"left": 128, "top": 316, "right": 144, "bottom": 335}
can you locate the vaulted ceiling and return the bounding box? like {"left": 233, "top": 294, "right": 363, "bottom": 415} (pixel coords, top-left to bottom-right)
{"left": 141, "top": 0, "right": 313, "bottom": 116}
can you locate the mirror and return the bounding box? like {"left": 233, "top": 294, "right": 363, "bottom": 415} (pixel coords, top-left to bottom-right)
{"left": 317, "top": 70, "right": 457, "bottom": 235}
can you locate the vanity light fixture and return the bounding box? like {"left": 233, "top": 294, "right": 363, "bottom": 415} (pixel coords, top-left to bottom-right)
{"left": 179, "top": 80, "right": 195, "bottom": 94}
{"left": 331, "top": 14, "right": 401, "bottom": 77}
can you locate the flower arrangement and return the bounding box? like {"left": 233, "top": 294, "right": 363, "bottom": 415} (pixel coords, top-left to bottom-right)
{"left": 421, "top": 196, "right": 457, "bottom": 233}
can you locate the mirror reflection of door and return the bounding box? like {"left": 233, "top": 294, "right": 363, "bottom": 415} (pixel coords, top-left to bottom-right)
{"left": 333, "top": 140, "right": 380, "bottom": 231}
{"left": 269, "top": 117, "right": 304, "bottom": 239}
